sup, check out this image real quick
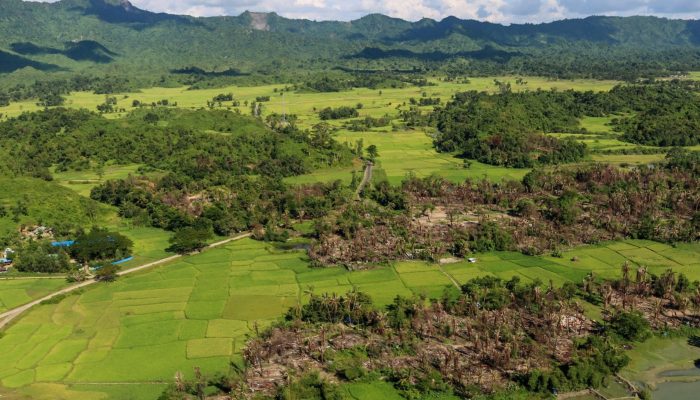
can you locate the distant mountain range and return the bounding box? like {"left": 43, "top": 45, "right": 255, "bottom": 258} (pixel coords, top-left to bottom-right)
{"left": 2, "top": 0, "right": 700, "bottom": 80}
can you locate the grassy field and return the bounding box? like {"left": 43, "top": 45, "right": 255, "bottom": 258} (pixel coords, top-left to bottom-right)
{"left": 51, "top": 164, "right": 144, "bottom": 198}
{"left": 0, "top": 237, "right": 697, "bottom": 399}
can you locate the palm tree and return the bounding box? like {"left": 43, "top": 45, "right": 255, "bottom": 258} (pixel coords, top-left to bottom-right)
{"left": 660, "top": 269, "right": 676, "bottom": 300}
{"left": 600, "top": 284, "right": 614, "bottom": 312}
{"left": 677, "top": 295, "right": 690, "bottom": 316}
{"left": 319, "top": 326, "right": 327, "bottom": 363}
{"left": 636, "top": 265, "right": 648, "bottom": 295}
{"left": 653, "top": 298, "right": 663, "bottom": 325}
{"left": 174, "top": 371, "right": 185, "bottom": 392}
{"left": 621, "top": 261, "right": 630, "bottom": 291}
{"left": 583, "top": 272, "right": 595, "bottom": 295}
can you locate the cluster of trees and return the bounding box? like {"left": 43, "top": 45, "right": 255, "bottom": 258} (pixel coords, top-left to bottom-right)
{"left": 318, "top": 106, "right": 359, "bottom": 120}
{"left": 212, "top": 93, "right": 233, "bottom": 102}
{"left": 344, "top": 115, "right": 391, "bottom": 131}
{"left": 666, "top": 147, "right": 700, "bottom": 176}
{"left": 461, "top": 132, "right": 587, "bottom": 168}
{"left": 70, "top": 227, "right": 133, "bottom": 264}
{"left": 286, "top": 290, "right": 377, "bottom": 326}
{"left": 523, "top": 336, "right": 630, "bottom": 393}
{"left": 615, "top": 83, "right": 700, "bottom": 146}
{"left": 96, "top": 96, "right": 122, "bottom": 113}
{"left": 0, "top": 107, "right": 352, "bottom": 179}
{"left": 166, "top": 226, "right": 213, "bottom": 254}
{"left": 409, "top": 96, "right": 440, "bottom": 106}
{"left": 13, "top": 241, "right": 72, "bottom": 273}
{"left": 430, "top": 89, "right": 588, "bottom": 165}
{"left": 429, "top": 81, "right": 700, "bottom": 166}
{"left": 0, "top": 75, "right": 135, "bottom": 108}
{"left": 13, "top": 227, "right": 132, "bottom": 273}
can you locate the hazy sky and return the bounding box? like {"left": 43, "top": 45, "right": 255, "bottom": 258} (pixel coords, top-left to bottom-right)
{"left": 34, "top": 0, "right": 700, "bottom": 23}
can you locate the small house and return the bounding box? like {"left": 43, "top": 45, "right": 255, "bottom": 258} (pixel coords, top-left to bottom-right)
{"left": 3, "top": 248, "right": 14, "bottom": 259}
{"left": 467, "top": 258, "right": 477, "bottom": 263}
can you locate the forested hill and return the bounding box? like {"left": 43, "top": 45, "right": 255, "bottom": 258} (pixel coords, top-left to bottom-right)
{"left": 3, "top": 0, "right": 700, "bottom": 82}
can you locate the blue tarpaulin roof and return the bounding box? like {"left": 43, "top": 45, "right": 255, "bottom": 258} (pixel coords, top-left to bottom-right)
{"left": 111, "top": 256, "right": 133, "bottom": 265}
{"left": 51, "top": 240, "right": 75, "bottom": 247}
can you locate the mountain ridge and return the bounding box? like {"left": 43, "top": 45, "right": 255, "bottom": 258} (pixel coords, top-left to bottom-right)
{"left": 2, "top": 0, "right": 700, "bottom": 81}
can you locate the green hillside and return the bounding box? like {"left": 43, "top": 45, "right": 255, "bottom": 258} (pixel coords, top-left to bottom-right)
{"left": 0, "top": 176, "right": 114, "bottom": 240}
{"left": 2, "top": 0, "right": 700, "bottom": 85}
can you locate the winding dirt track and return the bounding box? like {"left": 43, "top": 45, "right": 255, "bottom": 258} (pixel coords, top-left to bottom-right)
{"left": 0, "top": 232, "right": 251, "bottom": 329}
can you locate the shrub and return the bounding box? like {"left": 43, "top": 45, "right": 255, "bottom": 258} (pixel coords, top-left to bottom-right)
{"left": 609, "top": 311, "right": 651, "bottom": 342}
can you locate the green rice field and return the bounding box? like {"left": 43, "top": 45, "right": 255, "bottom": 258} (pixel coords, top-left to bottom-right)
{"left": 0, "top": 237, "right": 697, "bottom": 399}
{"left": 0, "top": 279, "right": 68, "bottom": 313}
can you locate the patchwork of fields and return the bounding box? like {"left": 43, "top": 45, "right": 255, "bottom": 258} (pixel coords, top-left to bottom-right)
{"left": 0, "top": 76, "right": 619, "bottom": 122}
{"left": 0, "top": 237, "right": 698, "bottom": 399}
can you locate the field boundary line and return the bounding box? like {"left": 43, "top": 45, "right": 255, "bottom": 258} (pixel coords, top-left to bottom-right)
{"left": 0, "top": 232, "right": 251, "bottom": 330}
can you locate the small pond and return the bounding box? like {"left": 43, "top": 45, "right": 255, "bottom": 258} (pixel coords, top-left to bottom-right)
{"left": 653, "top": 368, "right": 700, "bottom": 400}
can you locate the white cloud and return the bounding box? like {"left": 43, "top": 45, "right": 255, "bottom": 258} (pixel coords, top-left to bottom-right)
{"left": 29, "top": 0, "right": 700, "bottom": 22}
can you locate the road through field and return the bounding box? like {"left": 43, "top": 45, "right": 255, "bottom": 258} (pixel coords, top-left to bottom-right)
{"left": 0, "top": 232, "right": 251, "bottom": 329}
{"left": 355, "top": 161, "right": 373, "bottom": 200}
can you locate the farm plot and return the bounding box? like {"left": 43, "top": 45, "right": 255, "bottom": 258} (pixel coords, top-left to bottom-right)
{"left": 438, "top": 240, "right": 700, "bottom": 286}
{"left": 0, "top": 278, "right": 68, "bottom": 313}
{"left": 287, "top": 129, "right": 530, "bottom": 185}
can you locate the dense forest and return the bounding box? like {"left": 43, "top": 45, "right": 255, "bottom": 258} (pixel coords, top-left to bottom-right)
{"left": 5, "top": 0, "right": 700, "bottom": 89}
